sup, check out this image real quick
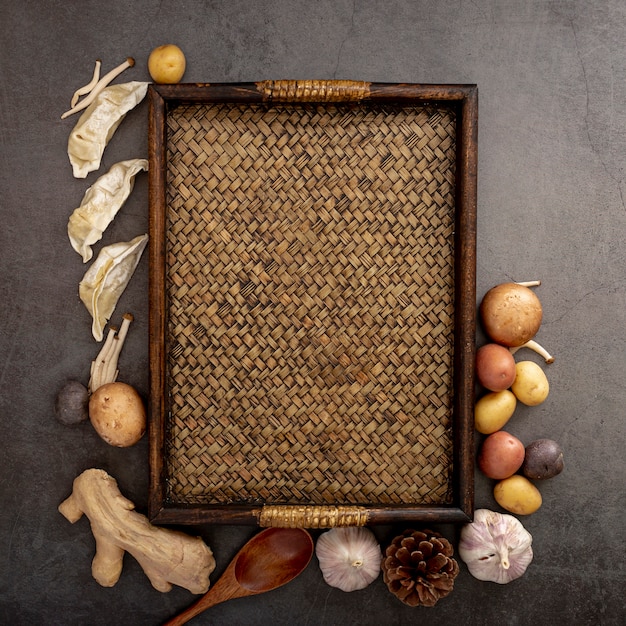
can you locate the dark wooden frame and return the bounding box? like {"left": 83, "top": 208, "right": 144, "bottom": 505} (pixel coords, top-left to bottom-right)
{"left": 148, "top": 81, "right": 477, "bottom": 526}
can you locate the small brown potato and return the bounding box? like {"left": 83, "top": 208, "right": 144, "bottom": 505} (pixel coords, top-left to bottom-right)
{"left": 480, "top": 283, "right": 542, "bottom": 347}
{"left": 474, "top": 390, "right": 517, "bottom": 434}
{"left": 511, "top": 361, "right": 549, "bottom": 406}
{"left": 476, "top": 343, "right": 517, "bottom": 391}
{"left": 148, "top": 44, "right": 186, "bottom": 84}
{"left": 478, "top": 431, "right": 525, "bottom": 479}
{"left": 89, "top": 382, "right": 146, "bottom": 447}
{"left": 522, "top": 438, "right": 564, "bottom": 479}
{"left": 494, "top": 475, "right": 542, "bottom": 515}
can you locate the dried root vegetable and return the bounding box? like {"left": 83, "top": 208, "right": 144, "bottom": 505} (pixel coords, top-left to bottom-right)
{"left": 79, "top": 234, "right": 148, "bottom": 341}
{"left": 59, "top": 469, "right": 216, "bottom": 592}
{"left": 68, "top": 159, "right": 148, "bottom": 262}
{"left": 68, "top": 81, "right": 149, "bottom": 178}
{"left": 62, "top": 58, "right": 135, "bottom": 120}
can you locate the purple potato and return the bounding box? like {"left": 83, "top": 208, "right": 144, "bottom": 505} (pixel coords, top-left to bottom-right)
{"left": 522, "top": 438, "right": 564, "bottom": 479}
{"left": 55, "top": 380, "right": 89, "bottom": 425}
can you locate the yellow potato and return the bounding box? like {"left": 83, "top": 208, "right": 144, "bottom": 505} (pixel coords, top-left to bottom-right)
{"left": 89, "top": 382, "right": 146, "bottom": 447}
{"left": 148, "top": 44, "right": 186, "bottom": 84}
{"left": 474, "top": 390, "right": 517, "bottom": 434}
{"left": 511, "top": 360, "right": 549, "bottom": 406}
{"left": 494, "top": 475, "right": 542, "bottom": 515}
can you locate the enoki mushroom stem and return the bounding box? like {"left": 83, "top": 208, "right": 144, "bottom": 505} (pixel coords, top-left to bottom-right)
{"left": 89, "top": 326, "right": 117, "bottom": 392}
{"left": 515, "top": 280, "right": 541, "bottom": 288}
{"left": 510, "top": 340, "right": 554, "bottom": 363}
{"left": 102, "top": 313, "right": 134, "bottom": 384}
{"left": 70, "top": 59, "right": 101, "bottom": 107}
{"left": 88, "top": 313, "right": 134, "bottom": 392}
{"left": 61, "top": 57, "right": 135, "bottom": 119}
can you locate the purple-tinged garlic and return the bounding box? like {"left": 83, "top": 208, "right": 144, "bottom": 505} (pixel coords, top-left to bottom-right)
{"left": 458, "top": 509, "right": 533, "bottom": 584}
{"left": 315, "top": 527, "right": 382, "bottom": 592}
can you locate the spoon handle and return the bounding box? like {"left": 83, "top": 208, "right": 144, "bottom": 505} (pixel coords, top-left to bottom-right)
{"left": 163, "top": 591, "right": 226, "bottom": 625}
{"left": 163, "top": 595, "right": 218, "bottom": 626}
{"left": 163, "top": 571, "right": 243, "bottom": 625}
{"left": 163, "top": 606, "right": 205, "bottom": 625}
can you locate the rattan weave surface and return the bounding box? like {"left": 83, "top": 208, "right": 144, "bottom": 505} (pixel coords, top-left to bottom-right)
{"left": 164, "top": 102, "right": 457, "bottom": 506}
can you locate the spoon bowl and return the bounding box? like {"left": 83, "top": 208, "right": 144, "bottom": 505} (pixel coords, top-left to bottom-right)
{"left": 165, "top": 527, "right": 314, "bottom": 625}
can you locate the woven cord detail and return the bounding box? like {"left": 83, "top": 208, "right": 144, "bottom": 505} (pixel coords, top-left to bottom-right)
{"left": 257, "top": 79, "right": 371, "bottom": 102}
{"left": 258, "top": 505, "right": 370, "bottom": 528}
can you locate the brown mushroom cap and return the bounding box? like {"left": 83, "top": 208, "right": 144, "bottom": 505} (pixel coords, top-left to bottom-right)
{"left": 89, "top": 382, "right": 146, "bottom": 447}
{"left": 479, "top": 283, "right": 543, "bottom": 347}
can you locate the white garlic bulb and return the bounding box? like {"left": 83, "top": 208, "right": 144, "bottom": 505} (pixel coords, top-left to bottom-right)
{"left": 315, "top": 527, "right": 382, "bottom": 592}
{"left": 458, "top": 509, "right": 533, "bottom": 584}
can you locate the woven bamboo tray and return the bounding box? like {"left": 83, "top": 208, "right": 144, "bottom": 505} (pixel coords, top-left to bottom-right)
{"left": 148, "top": 81, "right": 477, "bottom": 527}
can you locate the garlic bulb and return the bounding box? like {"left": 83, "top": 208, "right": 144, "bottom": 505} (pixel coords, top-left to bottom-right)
{"left": 315, "top": 527, "right": 382, "bottom": 592}
{"left": 458, "top": 509, "right": 533, "bottom": 584}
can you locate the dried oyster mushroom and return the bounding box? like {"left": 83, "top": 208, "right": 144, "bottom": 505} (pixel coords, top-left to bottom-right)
{"left": 67, "top": 81, "right": 149, "bottom": 178}
{"left": 79, "top": 234, "right": 148, "bottom": 341}
{"left": 68, "top": 159, "right": 148, "bottom": 262}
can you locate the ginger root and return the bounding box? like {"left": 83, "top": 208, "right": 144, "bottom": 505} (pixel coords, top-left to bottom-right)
{"left": 59, "top": 469, "right": 215, "bottom": 593}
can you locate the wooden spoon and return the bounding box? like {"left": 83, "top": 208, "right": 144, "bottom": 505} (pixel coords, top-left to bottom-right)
{"left": 164, "top": 527, "right": 314, "bottom": 625}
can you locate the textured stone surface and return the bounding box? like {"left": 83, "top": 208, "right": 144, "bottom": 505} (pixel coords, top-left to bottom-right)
{"left": 1, "top": 1, "right": 624, "bottom": 624}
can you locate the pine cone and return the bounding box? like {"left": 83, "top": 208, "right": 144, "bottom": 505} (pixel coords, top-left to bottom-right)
{"left": 381, "top": 529, "right": 460, "bottom": 607}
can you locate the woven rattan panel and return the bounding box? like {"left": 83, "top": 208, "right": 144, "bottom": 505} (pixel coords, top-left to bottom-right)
{"left": 164, "top": 102, "right": 456, "bottom": 506}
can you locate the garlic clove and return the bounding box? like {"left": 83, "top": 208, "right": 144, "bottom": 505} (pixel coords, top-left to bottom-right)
{"left": 315, "top": 527, "right": 382, "bottom": 592}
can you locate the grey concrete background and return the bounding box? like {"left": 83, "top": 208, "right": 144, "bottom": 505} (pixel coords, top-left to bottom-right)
{"left": 1, "top": 0, "right": 624, "bottom": 624}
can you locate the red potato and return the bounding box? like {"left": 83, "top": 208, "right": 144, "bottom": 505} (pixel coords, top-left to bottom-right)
{"left": 476, "top": 343, "right": 517, "bottom": 391}
{"left": 478, "top": 431, "right": 525, "bottom": 480}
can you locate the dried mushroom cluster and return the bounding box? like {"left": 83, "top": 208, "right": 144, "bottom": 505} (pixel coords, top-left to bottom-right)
{"left": 63, "top": 61, "right": 149, "bottom": 339}
{"left": 55, "top": 57, "right": 151, "bottom": 445}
